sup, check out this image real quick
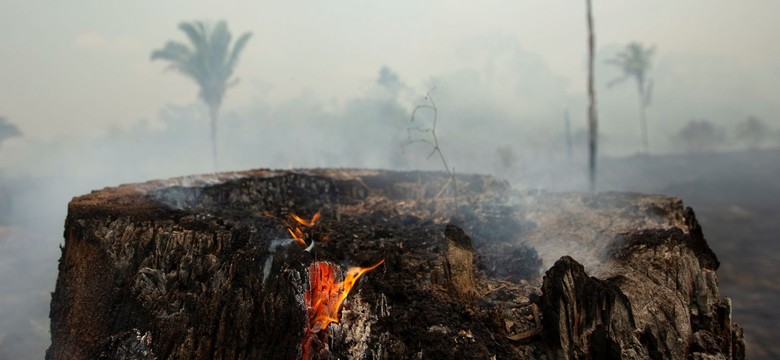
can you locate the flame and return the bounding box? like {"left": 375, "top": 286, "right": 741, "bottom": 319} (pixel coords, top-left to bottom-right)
{"left": 305, "top": 259, "right": 385, "bottom": 332}
{"left": 262, "top": 210, "right": 283, "bottom": 222}
{"left": 263, "top": 209, "right": 321, "bottom": 247}
{"left": 291, "top": 210, "right": 321, "bottom": 227}
{"left": 302, "top": 259, "right": 384, "bottom": 359}
{"left": 288, "top": 227, "right": 307, "bottom": 246}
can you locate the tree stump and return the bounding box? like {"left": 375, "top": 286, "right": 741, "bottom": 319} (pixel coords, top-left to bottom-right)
{"left": 48, "top": 169, "right": 744, "bottom": 359}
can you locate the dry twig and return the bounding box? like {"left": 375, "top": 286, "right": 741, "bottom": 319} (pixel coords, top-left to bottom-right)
{"left": 402, "top": 89, "right": 458, "bottom": 209}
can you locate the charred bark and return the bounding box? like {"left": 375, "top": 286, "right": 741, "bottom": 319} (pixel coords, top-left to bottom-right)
{"left": 541, "top": 256, "right": 640, "bottom": 359}
{"left": 48, "top": 169, "right": 744, "bottom": 359}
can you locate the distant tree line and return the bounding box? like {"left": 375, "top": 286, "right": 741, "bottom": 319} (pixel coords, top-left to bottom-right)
{"left": 675, "top": 116, "right": 775, "bottom": 153}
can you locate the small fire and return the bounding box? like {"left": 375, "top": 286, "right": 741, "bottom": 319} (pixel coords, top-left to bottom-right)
{"left": 305, "top": 259, "right": 384, "bottom": 330}
{"left": 264, "top": 209, "right": 383, "bottom": 358}
{"left": 288, "top": 227, "right": 306, "bottom": 246}
{"left": 264, "top": 210, "right": 321, "bottom": 247}
{"left": 302, "top": 259, "right": 384, "bottom": 358}
{"left": 292, "top": 210, "right": 321, "bottom": 227}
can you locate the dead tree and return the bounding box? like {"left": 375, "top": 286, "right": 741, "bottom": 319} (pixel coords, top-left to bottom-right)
{"left": 586, "top": 0, "right": 599, "bottom": 192}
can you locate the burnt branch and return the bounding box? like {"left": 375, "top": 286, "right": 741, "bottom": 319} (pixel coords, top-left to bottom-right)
{"left": 403, "top": 90, "right": 450, "bottom": 175}
{"left": 402, "top": 90, "right": 457, "bottom": 206}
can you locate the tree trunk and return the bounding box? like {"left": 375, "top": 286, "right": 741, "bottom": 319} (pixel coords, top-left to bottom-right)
{"left": 586, "top": 0, "right": 598, "bottom": 192}
{"left": 638, "top": 87, "right": 649, "bottom": 154}
{"left": 564, "top": 110, "right": 573, "bottom": 162}
{"left": 209, "top": 105, "right": 219, "bottom": 172}
{"left": 48, "top": 169, "right": 744, "bottom": 359}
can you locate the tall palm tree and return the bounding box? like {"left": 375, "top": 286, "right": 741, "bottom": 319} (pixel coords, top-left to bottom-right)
{"left": 586, "top": 0, "right": 598, "bottom": 192}
{"left": 607, "top": 42, "right": 655, "bottom": 154}
{"left": 152, "top": 20, "right": 252, "bottom": 171}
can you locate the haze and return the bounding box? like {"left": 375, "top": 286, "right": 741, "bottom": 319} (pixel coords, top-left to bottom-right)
{"left": 0, "top": 1, "right": 779, "bottom": 358}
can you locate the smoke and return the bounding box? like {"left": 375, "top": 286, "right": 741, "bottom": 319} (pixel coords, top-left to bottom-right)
{"left": 1, "top": 25, "right": 780, "bottom": 359}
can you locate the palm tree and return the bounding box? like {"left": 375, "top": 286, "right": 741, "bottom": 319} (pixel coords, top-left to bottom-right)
{"left": 607, "top": 42, "right": 655, "bottom": 154}
{"left": 0, "top": 117, "right": 21, "bottom": 146}
{"left": 152, "top": 20, "right": 252, "bottom": 171}
{"left": 586, "top": 0, "right": 598, "bottom": 192}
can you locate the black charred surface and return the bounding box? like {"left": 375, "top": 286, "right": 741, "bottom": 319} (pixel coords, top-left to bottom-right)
{"left": 541, "top": 207, "right": 744, "bottom": 359}
{"left": 683, "top": 206, "right": 720, "bottom": 270}
{"left": 49, "top": 169, "right": 743, "bottom": 360}
{"left": 541, "top": 256, "right": 640, "bottom": 359}
{"left": 453, "top": 204, "right": 542, "bottom": 283}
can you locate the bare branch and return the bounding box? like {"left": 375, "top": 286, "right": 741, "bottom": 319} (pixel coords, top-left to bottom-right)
{"left": 406, "top": 125, "right": 432, "bottom": 134}
{"left": 426, "top": 147, "right": 438, "bottom": 160}
{"left": 434, "top": 175, "right": 453, "bottom": 198}
{"left": 402, "top": 138, "right": 435, "bottom": 148}
{"left": 403, "top": 89, "right": 457, "bottom": 208}
{"left": 411, "top": 105, "right": 436, "bottom": 122}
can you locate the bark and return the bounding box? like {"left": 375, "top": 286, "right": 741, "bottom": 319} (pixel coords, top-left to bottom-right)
{"left": 48, "top": 169, "right": 744, "bottom": 359}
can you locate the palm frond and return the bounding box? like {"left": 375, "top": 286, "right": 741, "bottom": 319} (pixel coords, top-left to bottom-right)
{"left": 227, "top": 32, "right": 252, "bottom": 73}
{"left": 152, "top": 20, "right": 251, "bottom": 108}
{"left": 150, "top": 41, "right": 191, "bottom": 62}
{"left": 179, "top": 22, "right": 207, "bottom": 50}
{"left": 210, "top": 21, "right": 232, "bottom": 82}
{"left": 606, "top": 42, "right": 655, "bottom": 92}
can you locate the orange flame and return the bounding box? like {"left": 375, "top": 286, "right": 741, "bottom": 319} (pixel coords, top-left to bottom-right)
{"left": 305, "top": 259, "right": 385, "bottom": 332}
{"left": 288, "top": 227, "right": 307, "bottom": 246}
{"left": 291, "top": 210, "right": 321, "bottom": 227}
{"left": 302, "top": 259, "right": 384, "bottom": 359}
{"left": 263, "top": 210, "right": 321, "bottom": 247}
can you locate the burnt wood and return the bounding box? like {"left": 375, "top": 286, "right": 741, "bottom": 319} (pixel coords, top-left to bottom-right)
{"left": 48, "top": 169, "right": 744, "bottom": 359}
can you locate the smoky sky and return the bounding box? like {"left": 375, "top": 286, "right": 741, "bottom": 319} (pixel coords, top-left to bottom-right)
{"left": 2, "top": 1, "right": 780, "bottom": 141}
{"left": 1, "top": 2, "right": 780, "bottom": 358}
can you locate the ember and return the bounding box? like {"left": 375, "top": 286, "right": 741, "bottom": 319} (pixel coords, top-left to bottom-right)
{"left": 303, "top": 259, "right": 384, "bottom": 359}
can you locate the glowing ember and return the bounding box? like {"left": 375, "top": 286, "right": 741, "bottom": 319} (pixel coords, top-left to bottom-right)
{"left": 302, "top": 259, "right": 384, "bottom": 358}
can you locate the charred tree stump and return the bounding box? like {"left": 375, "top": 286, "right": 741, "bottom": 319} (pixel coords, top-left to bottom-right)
{"left": 48, "top": 169, "right": 744, "bottom": 359}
